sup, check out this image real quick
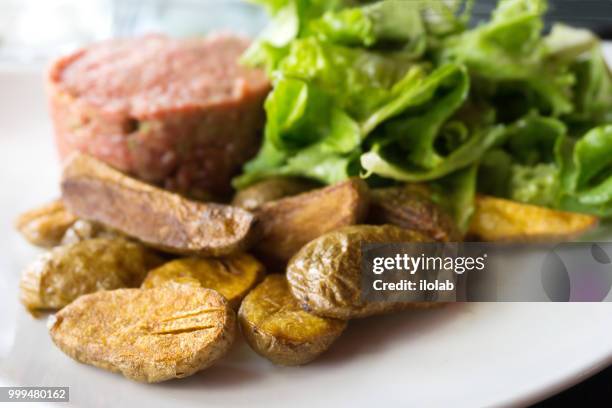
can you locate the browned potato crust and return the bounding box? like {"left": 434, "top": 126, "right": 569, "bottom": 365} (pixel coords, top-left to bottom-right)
{"left": 468, "top": 195, "right": 599, "bottom": 242}
{"left": 231, "top": 177, "right": 318, "bottom": 211}
{"left": 369, "top": 184, "right": 461, "bottom": 242}
{"left": 61, "top": 153, "right": 258, "bottom": 256}
{"left": 20, "top": 238, "right": 162, "bottom": 314}
{"left": 287, "top": 225, "right": 434, "bottom": 319}
{"left": 49, "top": 287, "right": 235, "bottom": 383}
{"left": 15, "top": 200, "right": 77, "bottom": 248}
{"left": 239, "top": 275, "right": 347, "bottom": 366}
{"left": 255, "top": 178, "right": 370, "bottom": 261}
{"left": 142, "top": 254, "right": 265, "bottom": 309}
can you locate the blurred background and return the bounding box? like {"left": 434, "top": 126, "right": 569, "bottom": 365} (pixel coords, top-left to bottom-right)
{"left": 0, "top": 0, "right": 268, "bottom": 66}
{"left": 0, "top": 0, "right": 611, "bottom": 67}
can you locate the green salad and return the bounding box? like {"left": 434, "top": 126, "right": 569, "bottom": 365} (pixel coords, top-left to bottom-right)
{"left": 234, "top": 0, "right": 612, "bottom": 230}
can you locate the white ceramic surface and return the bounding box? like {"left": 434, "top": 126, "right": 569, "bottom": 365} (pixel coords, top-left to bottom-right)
{"left": 1, "top": 45, "right": 612, "bottom": 408}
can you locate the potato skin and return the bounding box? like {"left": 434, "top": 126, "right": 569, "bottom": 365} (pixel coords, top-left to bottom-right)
{"left": 255, "top": 178, "right": 370, "bottom": 262}
{"left": 287, "top": 225, "right": 434, "bottom": 319}
{"left": 15, "top": 200, "right": 77, "bottom": 248}
{"left": 369, "top": 184, "right": 461, "bottom": 242}
{"left": 142, "top": 254, "right": 265, "bottom": 309}
{"left": 20, "top": 238, "right": 162, "bottom": 314}
{"left": 49, "top": 287, "right": 235, "bottom": 383}
{"left": 61, "top": 219, "right": 118, "bottom": 245}
{"left": 231, "top": 177, "right": 317, "bottom": 211}
{"left": 468, "top": 195, "right": 599, "bottom": 242}
{"left": 61, "top": 153, "right": 258, "bottom": 257}
{"left": 238, "top": 275, "right": 347, "bottom": 366}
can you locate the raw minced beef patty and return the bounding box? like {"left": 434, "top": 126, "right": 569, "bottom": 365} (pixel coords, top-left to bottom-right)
{"left": 47, "top": 34, "right": 270, "bottom": 198}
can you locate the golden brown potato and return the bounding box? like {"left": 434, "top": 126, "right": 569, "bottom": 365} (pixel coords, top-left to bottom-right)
{"left": 142, "top": 254, "right": 265, "bottom": 309}
{"left": 255, "top": 178, "right": 370, "bottom": 262}
{"left": 49, "top": 287, "right": 235, "bottom": 383}
{"left": 369, "top": 184, "right": 461, "bottom": 242}
{"left": 60, "top": 219, "right": 118, "bottom": 245}
{"left": 61, "top": 153, "right": 258, "bottom": 257}
{"left": 15, "top": 200, "right": 77, "bottom": 248}
{"left": 468, "top": 195, "right": 599, "bottom": 242}
{"left": 232, "top": 177, "right": 318, "bottom": 211}
{"left": 287, "top": 225, "right": 434, "bottom": 319}
{"left": 238, "top": 275, "right": 347, "bottom": 366}
{"left": 20, "top": 238, "right": 162, "bottom": 314}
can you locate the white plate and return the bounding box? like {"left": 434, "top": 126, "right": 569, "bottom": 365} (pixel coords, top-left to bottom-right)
{"left": 2, "top": 46, "right": 612, "bottom": 408}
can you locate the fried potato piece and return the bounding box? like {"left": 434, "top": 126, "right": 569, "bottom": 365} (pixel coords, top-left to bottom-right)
{"left": 468, "top": 195, "right": 599, "bottom": 242}
{"left": 239, "top": 275, "right": 347, "bottom": 366}
{"left": 255, "top": 178, "right": 370, "bottom": 261}
{"left": 232, "top": 177, "right": 318, "bottom": 211}
{"left": 15, "top": 200, "right": 77, "bottom": 248}
{"left": 369, "top": 184, "right": 461, "bottom": 242}
{"left": 142, "top": 254, "right": 265, "bottom": 309}
{"left": 287, "top": 225, "right": 434, "bottom": 319}
{"left": 20, "top": 238, "right": 162, "bottom": 314}
{"left": 49, "top": 287, "right": 235, "bottom": 383}
{"left": 61, "top": 219, "right": 118, "bottom": 245}
{"left": 61, "top": 154, "right": 258, "bottom": 257}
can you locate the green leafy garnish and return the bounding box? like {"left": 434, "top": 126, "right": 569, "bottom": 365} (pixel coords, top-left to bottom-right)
{"left": 236, "top": 0, "right": 612, "bottom": 224}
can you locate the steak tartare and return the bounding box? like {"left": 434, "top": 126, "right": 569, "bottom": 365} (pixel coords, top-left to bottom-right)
{"left": 47, "top": 34, "right": 270, "bottom": 198}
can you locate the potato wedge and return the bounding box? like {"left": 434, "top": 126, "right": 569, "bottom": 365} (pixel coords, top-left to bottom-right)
{"left": 142, "top": 254, "right": 265, "bottom": 309}
{"left": 369, "top": 184, "right": 461, "bottom": 242}
{"left": 468, "top": 195, "right": 599, "bottom": 242}
{"left": 255, "top": 178, "right": 369, "bottom": 261}
{"left": 49, "top": 287, "right": 235, "bottom": 383}
{"left": 15, "top": 200, "right": 77, "bottom": 248}
{"left": 232, "top": 177, "right": 318, "bottom": 211}
{"left": 239, "top": 275, "right": 347, "bottom": 366}
{"left": 20, "top": 238, "right": 162, "bottom": 314}
{"left": 287, "top": 225, "right": 434, "bottom": 319}
{"left": 61, "top": 153, "right": 257, "bottom": 256}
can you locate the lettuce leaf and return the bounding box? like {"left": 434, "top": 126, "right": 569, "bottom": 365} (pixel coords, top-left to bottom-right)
{"left": 242, "top": 0, "right": 350, "bottom": 72}
{"left": 441, "top": 0, "right": 574, "bottom": 116}
{"left": 557, "top": 125, "right": 612, "bottom": 215}
{"left": 430, "top": 164, "right": 479, "bottom": 233}
{"left": 237, "top": 0, "right": 612, "bottom": 220}
{"left": 476, "top": 113, "right": 565, "bottom": 205}
{"left": 238, "top": 45, "right": 473, "bottom": 187}
{"left": 361, "top": 124, "right": 506, "bottom": 182}
{"left": 568, "top": 46, "right": 612, "bottom": 126}
{"left": 234, "top": 77, "right": 361, "bottom": 188}
{"left": 509, "top": 163, "right": 560, "bottom": 207}
{"left": 544, "top": 24, "right": 598, "bottom": 63}
{"left": 309, "top": 0, "right": 426, "bottom": 58}
{"left": 277, "top": 38, "right": 416, "bottom": 119}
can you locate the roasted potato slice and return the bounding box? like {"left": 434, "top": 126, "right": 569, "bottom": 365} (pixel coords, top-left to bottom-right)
{"left": 255, "top": 178, "right": 369, "bottom": 261}
{"left": 20, "top": 238, "right": 162, "bottom": 314}
{"left": 142, "top": 254, "right": 265, "bottom": 309}
{"left": 49, "top": 287, "right": 235, "bottom": 383}
{"left": 287, "top": 225, "right": 434, "bottom": 319}
{"left": 468, "top": 195, "right": 599, "bottom": 242}
{"left": 239, "top": 275, "right": 347, "bottom": 366}
{"left": 61, "top": 219, "right": 118, "bottom": 245}
{"left": 232, "top": 177, "right": 318, "bottom": 211}
{"left": 15, "top": 200, "right": 77, "bottom": 248}
{"left": 61, "top": 154, "right": 257, "bottom": 256}
{"left": 369, "top": 184, "right": 461, "bottom": 242}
